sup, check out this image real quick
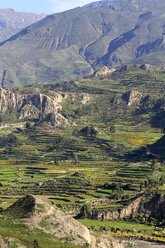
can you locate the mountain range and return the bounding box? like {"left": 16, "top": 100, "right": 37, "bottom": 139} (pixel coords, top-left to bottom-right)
{"left": 0, "top": 8, "right": 46, "bottom": 43}
{"left": 0, "top": 0, "right": 165, "bottom": 87}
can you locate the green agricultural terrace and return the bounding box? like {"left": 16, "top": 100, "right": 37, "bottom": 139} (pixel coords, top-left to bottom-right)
{"left": 0, "top": 65, "right": 165, "bottom": 246}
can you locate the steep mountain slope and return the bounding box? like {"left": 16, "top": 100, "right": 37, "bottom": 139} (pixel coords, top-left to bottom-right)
{"left": 0, "top": 0, "right": 165, "bottom": 86}
{"left": 0, "top": 8, "right": 46, "bottom": 42}
{"left": 0, "top": 7, "right": 119, "bottom": 87}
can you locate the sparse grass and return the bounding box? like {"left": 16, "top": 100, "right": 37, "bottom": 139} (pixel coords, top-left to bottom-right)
{"left": 0, "top": 215, "right": 83, "bottom": 248}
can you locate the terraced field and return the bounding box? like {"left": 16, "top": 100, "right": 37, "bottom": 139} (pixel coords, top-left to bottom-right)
{"left": 1, "top": 65, "right": 165, "bottom": 243}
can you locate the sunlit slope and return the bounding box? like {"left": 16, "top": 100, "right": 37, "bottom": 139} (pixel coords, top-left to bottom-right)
{"left": 0, "top": 0, "right": 165, "bottom": 86}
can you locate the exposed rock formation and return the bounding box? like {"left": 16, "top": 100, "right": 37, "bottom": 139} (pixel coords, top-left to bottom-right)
{"left": 140, "top": 63, "right": 153, "bottom": 70}
{"left": 80, "top": 93, "right": 91, "bottom": 104}
{"left": 0, "top": 88, "right": 68, "bottom": 127}
{"left": 94, "top": 234, "right": 123, "bottom": 248}
{"left": 95, "top": 66, "right": 116, "bottom": 76}
{"left": 83, "top": 197, "right": 142, "bottom": 221}
{"left": 122, "top": 90, "right": 143, "bottom": 106}
{"left": 4, "top": 195, "right": 124, "bottom": 248}
{"left": 142, "top": 194, "right": 165, "bottom": 226}
{"left": 0, "top": 88, "right": 23, "bottom": 113}
{"left": 0, "top": 236, "right": 7, "bottom": 248}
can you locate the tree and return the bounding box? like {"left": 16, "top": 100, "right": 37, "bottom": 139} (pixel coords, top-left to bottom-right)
{"left": 54, "top": 157, "right": 59, "bottom": 166}
{"left": 74, "top": 154, "right": 78, "bottom": 164}
{"left": 144, "top": 180, "right": 148, "bottom": 188}
{"left": 76, "top": 204, "right": 91, "bottom": 219}
{"left": 150, "top": 159, "right": 158, "bottom": 172}
{"left": 26, "top": 120, "right": 31, "bottom": 129}
{"left": 34, "top": 239, "right": 39, "bottom": 248}
{"left": 140, "top": 182, "right": 144, "bottom": 191}
{"left": 160, "top": 175, "right": 165, "bottom": 186}
{"left": 109, "top": 125, "right": 115, "bottom": 133}
{"left": 112, "top": 183, "right": 123, "bottom": 199}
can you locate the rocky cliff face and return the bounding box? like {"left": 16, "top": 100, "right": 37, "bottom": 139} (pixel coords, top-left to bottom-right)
{"left": 91, "top": 197, "right": 142, "bottom": 221}
{"left": 142, "top": 194, "right": 165, "bottom": 226}
{"left": 0, "top": 88, "right": 23, "bottom": 113}
{"left": 0, "top": 88, "right": 68, "bottom": 127}
{"left": 122, "top": 90, "right": 144, "bottom": 106}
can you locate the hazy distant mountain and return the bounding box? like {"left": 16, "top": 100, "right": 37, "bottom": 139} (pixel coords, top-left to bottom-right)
{"left": 0, "top": 0, "right": 165, "bottom": 87}
{"left": 0, "top": 8, "right": 46, "bottom": 42}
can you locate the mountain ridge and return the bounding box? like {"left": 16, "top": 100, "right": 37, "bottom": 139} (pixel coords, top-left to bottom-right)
{"left": 83, "top": 0, "right": 120, "bottom": 9}
{"left": 0, "top": 8, "right": 46, "bottom": 43}
{"left": 0, "top": 0, "right": 165, "bottom": 86}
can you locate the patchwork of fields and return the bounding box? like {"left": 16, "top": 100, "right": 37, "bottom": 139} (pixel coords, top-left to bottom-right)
{"left": 0, "top": 66, "right": 165, "bottom": 245}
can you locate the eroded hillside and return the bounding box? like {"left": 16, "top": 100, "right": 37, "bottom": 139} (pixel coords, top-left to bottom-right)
{"left": 0, "top": 195, "right": 124, "bottom": 248}
{"left": 0, "top": 0, "right": 165, "bottom": 85}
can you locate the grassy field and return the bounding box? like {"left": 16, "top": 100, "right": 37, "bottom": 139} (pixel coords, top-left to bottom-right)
{"left": 79, "top": 219, "right": 165, "bottom": 243}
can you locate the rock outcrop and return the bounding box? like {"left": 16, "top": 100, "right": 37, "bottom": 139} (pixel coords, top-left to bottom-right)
{"left": 122, "top": 90, "right": 143, "bottom": 106}
{"left": 80, "top": 93, "right": 91, "bottom": 104}
{"left": 95, "top": 66, "right": 116, "bottom": 76}
{"left": 142, "top": 194, "right": 165, "bottom": 226}
{"left": 91, "top": 197, "right": 142, "bottom": 221}
{"left": 0, "top": 88, "right": 23, "bottom": 113}
{"left": 0, "top": 88, "right": 68, "bottom": 127}
{"left": 140, "top": 64, "right": 153, "bottom": 70}
{"left": 3, "top": 195, "right": 124, "bottom": 248}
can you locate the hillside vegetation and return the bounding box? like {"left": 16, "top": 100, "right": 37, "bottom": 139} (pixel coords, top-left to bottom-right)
{"left": 0, "top": 195, "right": 123, "bottom": 248}
{"left": 0, "top": 65, "right": 165, "bottom": 245}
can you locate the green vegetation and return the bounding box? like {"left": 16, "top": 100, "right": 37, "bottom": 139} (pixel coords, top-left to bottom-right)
{"left": 0, "top": 215, "right": 83, "bottom": 248}
{"left": 3, "top": 195, "right": 36, "bottom": 218}
{"left": 1, "top": 1, "right": 165, "bottom": 246}
{"left": 79, "top": 219, "right": 165, "bottom": 243}
{"left": 0, "top": 66, "right": 165, "bottom": 246}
